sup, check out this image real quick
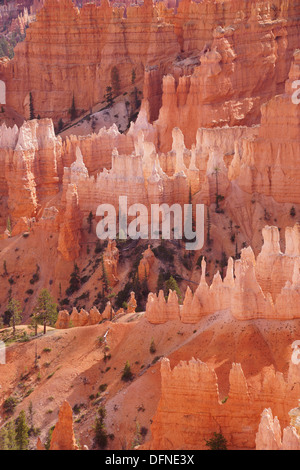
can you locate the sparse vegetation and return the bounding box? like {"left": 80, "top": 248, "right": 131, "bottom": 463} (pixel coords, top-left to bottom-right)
{"left": 205, "top": 432, "right": 228, "bottom": 450}
{"left": 32, "top": 289, "right": 57, "bottom": 335}
{"left": 94, "top": 406, "right": 108, "bottom": 449}
{"left": 150, "top": 338, "right": 156, "bottom": 354}
{"left": 165, "top": 276, "right": 182, "bottom": 303}
{"left": 7, "top": 298, "right": 22, "bottom": 336}
{"left": 69, "top": 93, "right": 77, "bottom": 121}
{"left": 29, "top": 92, "right": 35, "bottom": 120}
{"left": 15, "top": 410, "right": 29, "bottom": 450}
{"left": 3, "top": 396, "right": 18, "bottom": 415}
{"left": 111, "top": 66, "right": 121, "bottom": 97}
{"left": 121, "top": 361, "right": 133, "bottom": 382}
{"left": 66, "top": 263, "right": 81, "bottom": 295}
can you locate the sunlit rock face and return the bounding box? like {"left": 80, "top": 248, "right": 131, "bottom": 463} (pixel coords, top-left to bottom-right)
{"left": 141, "top": 358, "right": 300, "bottom": 450}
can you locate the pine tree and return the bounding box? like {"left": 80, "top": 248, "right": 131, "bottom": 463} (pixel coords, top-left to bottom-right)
{"left": 101, "top": 257, "right": 109, "bottom": 295}
{"left": 69, "top": 94, "right": 77, "bottom": 121}
{"left": 6, "top": 421, "right": 17, "bottom": 450}
{"left": 149, "top": 337, "right": 156, "bottom": 354}
{"left": 68, "top": 263, "right": 81, "bottom": 294}
{"left": 121, "top": 360, "right": 133, "bottom": 382}
{"left": 15, "top": 410, "right": 29, "bottom": 450}
{"left": 104, "top": 86, "right": 114, "bottom": 107}
{"left": 87, "top": 211, "right": 94, "bottom": 234}
{"left": 7, "top": 298, "right": 22, "bottom": 336}
{"left": 94, "top": 406, "right": 108, "bottom": 449}
{"left": 111, "top": 66, "right": 120, "bottom": 97}
{"left": 214, "top": 166, "right": 220, "bottom": 211}
{"left": 0, "top": 427, "right": 9, "bottom": 450}
{"left": 207, "top": 207, "right": 212, "bottom": 245}
{"left": 131, "top": 68, "right": 136, "bottom": 85}
{"left": 33, "top": 289, "right": 57, "bottom": 335}
{"left": 156, "top": 271, "right": 165, "bottom": 293}
{"left": 29, "top": 92, "right": 35, "bottom": 120}
{"left": 57, "top": 118, "right": 64, "bottom": 132}
{"left": 165, "top": 276, "right": 182, "bottom": 303}
{"left": 205, "top": 432, "right": 228, "bottom": 450}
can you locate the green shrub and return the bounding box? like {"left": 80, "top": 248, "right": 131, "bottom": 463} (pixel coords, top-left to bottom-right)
{"left": 121, "top": 361, "right": 133, "bottom": 382}
{"left": 149, "top": 338, "right": 156, "bottom": 354}
{"left": 3, "top": 396, "right": 17, "bottom": 414}
{"left": 205, "top": 432, "right": 228, "bottom": 450}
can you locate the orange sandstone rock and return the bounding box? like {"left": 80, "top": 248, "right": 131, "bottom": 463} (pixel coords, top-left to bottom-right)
{"left": 138, "top": 245, "right": 155, "bottom": 282}
{"left": 144, "top": 358, "right": 300, "bottom": 450}
{"left": 103, "top": 240, "right": 119, "bottom": 286}
{"left": 127, "top": 292, "right": 137, "bottom": 314}
{"left": 88, "top": 306, "right": 102, "bottom": 325}
{"left": 55, "top": 310, "right": 70, "bottom": 329}
{"left": 69, "top": 307, "right": 89, "bottom": 328}
{"left": 36, "top": 437, "right": 46, "bottom": 450}
{"left": 50, "top": 401, "right": 78, "bottom": 451}
{"left": 57, "top": 183, "right": 82, "bottom": 261}
{"left": 256, "top": 406, "right": 300, "bottom": 450}
{"left": 1, "top": 0, "right": 180, "bottom": 124}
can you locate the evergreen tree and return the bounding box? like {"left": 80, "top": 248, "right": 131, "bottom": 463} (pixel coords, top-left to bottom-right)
{"left": 165, "top": 276, "right": 182, "bottom": 303}
{"left": 131, "top": 68, "right": 136, "bottom": 85}
{"left": 101, "top": 257, "right": 109, "bottom": 295}
{"left": 205, "top": 432, "right": 228, "bottom": 450}
{"left": 45, "top": 426, "right": 55, "bottom": 451}
{"left": 156, "top": 271, "right": 165, "bottom": 293}
{"left": 220, "top": 251, "right": 228, "bottom": 280}
{"left": 69, "top": 94, "right": 77, "bottom": 121}
{"left": 121, "top": 360, "right": 133, "bottom": 382}
{"left": 15, "top": 410, "right": 29, "bottom": 450}
{"left": 111, "top": 66, "right": 120, "bottom": 97}
{"left": 94, "top": 406, "right": 108, "bottom": 449}
{"left": 87, "top": 211, "right": 94, "bottom": 234}
{"left": 3, "top": 260, "right": 8, "bottom": 276}
{"left": 6, "top": 421, "right": 17, "bottom": 450}
{"left": 214, "top": 166, "right": 220, "bottom": 211}
{"left": 57, "top": 118, "right": 64, "bottom": 132}
{"left": 7, "top": 298, "right": 22, "bottom": 336}
{"left": 33, "top": 289, "right": 57, "bottom": 335}
{"left": 149, "top": 337, "right": 156, "bottom": 354}
{"left": 207, "top": 207, "right": 212, "bottom": 245}
{"left": 104, "top": 86, "right": 114, "bottom": 107}
{"left": 67, "top": 263, "right": 81, "bottom": 295}
{"left": 29, "top": 92, "right": 35, "bottom": 120}
{"left": 0, "top": 426, "right": 9, "bottom": 450}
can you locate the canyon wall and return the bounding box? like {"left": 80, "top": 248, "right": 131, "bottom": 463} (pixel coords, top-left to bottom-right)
{"left": 153, "top": 0, "right": 300, "bottom": 150}
{"left": 144, "top": 358, "right": 300, "bottom": 450}
{"left": 1, "top": 0, "right": 300, "bottom": 134}
{"left": 0, "top": 0, "right": 180, "bottom": 123}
